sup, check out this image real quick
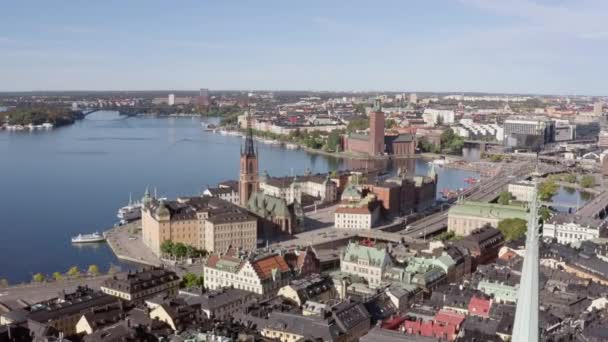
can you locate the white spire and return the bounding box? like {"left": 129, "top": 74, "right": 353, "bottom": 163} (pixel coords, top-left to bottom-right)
{"left": 512, "top": 182, "right": 540, "bottom": 342}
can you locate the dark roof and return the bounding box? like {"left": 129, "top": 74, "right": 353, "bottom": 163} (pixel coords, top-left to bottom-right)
{"left": 26, "top": 287, "right": 118, "bottom": 324}
{"left": 181, "top": 288, "right": 255, "bottom": 310}
{"left": 102, "top": 267, "right": 179, "bottom": 294}
{"left": 266, "top": 311, "right": 342, "bottom": 341}
{"left": 360, "top": 327, "right": 437, "bottom": 342}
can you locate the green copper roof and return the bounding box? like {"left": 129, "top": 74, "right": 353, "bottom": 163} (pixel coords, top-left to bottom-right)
{"left": 342, "top": 242, "right": 389, "bottom": 267}
{"left": 448, "top": 201, "right": 528, "bottom": 221}
{"left": 247, "top": 191, "right": 292, "bottom": 218}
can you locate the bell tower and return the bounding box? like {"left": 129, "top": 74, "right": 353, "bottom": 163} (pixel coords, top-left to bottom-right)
{"left": 239, "top": 110, "right": 259, "bottom": 206}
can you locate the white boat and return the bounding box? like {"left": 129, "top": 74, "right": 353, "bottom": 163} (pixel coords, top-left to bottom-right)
{"left": 71, "top": 232, "right": 105, "bottom": 243}
{"left": 117, "top": 193, "right": 143, "bottom": 220}
{"left": 285, "top": 143, "right": 299, "bottom": 150}
{"left": 41, "top": 123, "right": 54, "bottom": 129}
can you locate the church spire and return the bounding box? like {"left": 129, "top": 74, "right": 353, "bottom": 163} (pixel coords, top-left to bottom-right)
{"left": 243, "top": 108, "right": 256, "bottom": 157}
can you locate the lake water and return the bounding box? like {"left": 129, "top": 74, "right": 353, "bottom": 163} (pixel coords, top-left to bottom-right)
{"left": 0, "top": 111, "right": 476, "bottom": 283}
{"left": 551, "top": 185, "right": 593, "bottom": 213}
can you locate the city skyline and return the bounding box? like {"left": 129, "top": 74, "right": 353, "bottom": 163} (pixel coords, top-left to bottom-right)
{"left": 1, "top": 0, "right": 607, "bottom": 95}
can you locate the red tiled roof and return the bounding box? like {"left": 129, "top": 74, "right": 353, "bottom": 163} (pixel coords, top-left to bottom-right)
{"left": 468, "top": 296, "right": 492, "bottom": 318}
{"left": 434, "top": 310, "right": 465, "bottom": 328}
{"left": 251, "top": 255, "right": 290, "bottom": 280}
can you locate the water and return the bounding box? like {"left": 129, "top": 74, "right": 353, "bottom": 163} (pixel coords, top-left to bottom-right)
{"left": 551, "top": 185, "right": 593, "bottom": 213}
{"left": 0, "top": 111, "right": 476, "bottom": 283}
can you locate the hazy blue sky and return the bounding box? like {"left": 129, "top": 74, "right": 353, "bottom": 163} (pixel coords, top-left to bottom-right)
{"left": 1, "top": 0, "right": 606, "bottom": 94}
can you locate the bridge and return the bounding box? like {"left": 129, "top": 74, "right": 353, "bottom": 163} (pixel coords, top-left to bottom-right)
{"left": 81, "top": 108, "right": 138, "bottom": 117}
{"left": 575, "top": 190, "right": 608, "bottom": 219}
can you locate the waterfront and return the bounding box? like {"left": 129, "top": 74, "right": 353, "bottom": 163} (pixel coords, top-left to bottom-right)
{"left": 0, "top": 111, "right": 476, "bottom": 283}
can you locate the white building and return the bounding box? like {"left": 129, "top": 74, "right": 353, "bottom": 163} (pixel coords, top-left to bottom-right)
{"left": 507, "top": 181, "right": 535, "bottom": 202}
{"left": 168, "top": 93, "right": 175, "bottom": 106}
{"left": 543, "top": 214, "right": 604, "bottom": 245}
{"left": 340, "top": 242, "right": 393, "bottom": 288}
{"left": 204, "top": 251, "right": 293, "bottom": 297}
{"left": 335, "top": 194, "right": 380, "bottom": 230}
{"left": 423, "top": 108, "right": 455, "bottom": 126}
{"left": 203, "top": 181, "right": 239, "bottom": 205}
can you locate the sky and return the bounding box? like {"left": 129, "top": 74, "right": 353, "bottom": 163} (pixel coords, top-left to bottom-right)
{"left": 1, "top": 0, "right": 607, "bottom": 95}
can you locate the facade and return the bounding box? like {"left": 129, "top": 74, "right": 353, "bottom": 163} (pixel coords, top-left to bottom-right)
{"left": 543, "top": 214, "right": 603, "bottom": 245}
{"left": 507, "top": 181, "right": 535, "bottom": 202}
{"left": 384, "top": 133, "right": 416, "bottom": 156}
{"left": 100, "top": 267, "right": 180, "bottom": 303}
{"left": 203, "top": 250, "right": 294, "bottom": 297}
{"left": 277, "top": 274, "right": 336, "bottom": 306}
{"left": 180, "top": 288, "right": 257, "bottom": 320}
{"left": 141, "top": 194, "right": 257, "bottom": 255}
{"left": 455, "top": 226, "right": 505, "bottom": 267}
{"left": 239, "top": 113, "right": 259, "bottom": 206}
{"left": 503, "top": 117, "right": 555, "bottom": 148}
{"left": 340, "top": 242, "right": 393, "bottom": 288}
{"left": 448, "top": 201, "right": 528, "bottom": 236}
{"left": 202, "top": 180, "right": 239, "bottom": 205}
{"left": 344, "top": 98, "right": 386, "bottom": 156}
{"left": 335, "top": 194, "right": 381, "bottom": 229}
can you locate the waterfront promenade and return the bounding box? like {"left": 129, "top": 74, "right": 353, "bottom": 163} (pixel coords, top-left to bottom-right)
{"left": 104, "top": 221, "right": 161, "bottom": 267}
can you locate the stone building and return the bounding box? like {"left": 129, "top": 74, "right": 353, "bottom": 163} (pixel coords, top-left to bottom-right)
{"left": 260, "top": 171, "right": 338, "bottom": 204}
{"left": 141, "top": 194, "right": 257, "bottom": 255}
{"left": 100, "top": 267, "right": 180, "bottom": 304}
{"left": 343, "top": 99, "right": 386, "bottom": 156}
{"left": 447, "top": 201, "right": 528, "bottom": 236}
{"left": 247, "top": 191, "right": 303, "bottom": 235}
{"left": 340, "top": 242, "right": 393, "bottom": 288}
{"left": 334, "top": 193, "right": 381, "bottom": 230}
{"left": 543, "top": 214, "right": 603, "bottom": 245}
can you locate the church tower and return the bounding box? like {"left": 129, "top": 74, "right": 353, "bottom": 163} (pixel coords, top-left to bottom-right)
{"left": 239, "top": 110, "right": 259, "bottom": 206}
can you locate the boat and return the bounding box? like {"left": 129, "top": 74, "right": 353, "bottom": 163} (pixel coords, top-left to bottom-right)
{"left": 117, "top": 193, "right": 143, "bottom": 220}
{"left": 71, "top": 232, "right": 105, "bottom": 243}
{"left": 464, "top": 177, "right": 478, "bottom": 184}
{"left": 432, "top": 159, "right": 446, "bottom": 166}
{"left": 285, "top": 143, "right": 299, "bottom": 150}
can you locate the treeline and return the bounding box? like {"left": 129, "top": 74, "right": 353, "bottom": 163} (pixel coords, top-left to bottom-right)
{"left": 0, "top": 105, "right": 84, "bottom": 126}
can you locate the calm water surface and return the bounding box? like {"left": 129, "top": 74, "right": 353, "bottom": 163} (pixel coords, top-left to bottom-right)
{"left": 0, "top": 111, "right": 475, "bottom": 283}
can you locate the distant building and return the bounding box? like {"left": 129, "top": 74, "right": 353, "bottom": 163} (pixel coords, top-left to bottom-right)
{"left": 198, "top": 88, "right": 210, "bottom": 107}
{"left": 503, "top": 117, "right": 555, "bottom": 149}
{"left": 422, "top": 108, "right": 455, "bottom": 126}
{"left": 260, "top": 172, "right": 338, "bottom": 204}
{"left": 409, "top": 93, "right": 418, "bottom": 104}
{"left": 448, "top": 201, "right": 528, "bottom": 236}
{"left": 168, "top": 94, "right": 175, "bottom": 106}
{"left": 543, "top": 214, "right": 603, "bottom": 245}
{"left": 202, "top": 180, "right": 239, "bottom": 205}
{"left": 100, "top": 267, "right": 180, "bottom": 303}
{"left": 334, "top": 186, "right": 381, "bottom": 229}
{"left": 343, "top": 98, "right": 386, "bottom": 156}
{"left": 507, "top": 180, "right": 535, "bottom": 202}
{"left": 594, "top": 102, "right": 604, "bottom": 116}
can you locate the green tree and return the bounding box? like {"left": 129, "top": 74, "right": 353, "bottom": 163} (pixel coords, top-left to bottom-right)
{"left": 181, "top": 273, "right": 204, "bottom": 288}
{"left": 173, "top": 243, "right": 188, "bottom": 258}
{"left": 32, "top": 273, "right": 45, "bottom": 283}
{"left": 386, "top": 119, "right": 397, "bottom": 129}
{"left": 489, "top": 154, "right": 504, "bottom": 162}
{"left": 497, "top": 191, "right": 513, "bottom": 205}
{"left": 160, "top": 240, "right": 174, "bottom": 256}
{"left": 52, "top": 272, "right": 63, "bottom": 281}
{"left": 88, "top": 265, "right": 100, "bottom": 276}
{"left": 580, "top": 175, "right": 595, "bottom": 188}
{"left": 538, "top": 179, "right": 558, "bottom": 201}
{"left": 67, "top": 266, "right": 80, "bottom": 277}
{"left": 498, "top": 218, "right": 528, "bottom": 241}
{"left": 564, "top": 174, "right": 577, "bottom": 183}
{"left": 325, "top": 130, "right": 343, "bottom": 152}
{"left": 0, "top": 279, "right": 8, "bottom": 288}
{"left": 539, "top": 206, "right": 552, "bottom": 222}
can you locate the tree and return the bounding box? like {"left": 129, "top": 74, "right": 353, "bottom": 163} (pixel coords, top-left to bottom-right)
{"left": 538, "top": 179, "right": 558, "bottom": 201}
{"left": 347, "top": 118, "right": 369, "bottom": 133}
{"left": 52, "top": 272, "right": 63, "bottom": 281}
{"left": 580, "top": 175, "right": 595, "bottom": 188}
{"left": 181, "top": 273, "right": 204, "bottom": 288}
{"left": 88, "top": 265, "right": 100, "bottom": 276}
{"left": 67, "top": 266, "right": 80, "bottom": 277}
{"left": 386, "top": 119, "right": 397, "bottom": 129}
{"left": 32, "top": 273, "right": 45, "bottom": 283}
{"left": 325, "top": 130, "right": 343, "bottom": 152}
{"left": 0, "top": 279, "right": 8, "bottom": 288}
{"left": 160, "top": 240, "right": 174, "bottom": 256}
{"left": 173, "top": 243, "right": 188, "bottom": 259}
{"left": 497, "top": 191, "right": 513, "bottom": 205}
{"left": 498, "top": 218, "right": 528, "bottom": 241}
{"left": 564, "top": 174, "right": 577, "bottom": 183}
{"left": 539, "top": 206, "right": 552, "bottom": 222}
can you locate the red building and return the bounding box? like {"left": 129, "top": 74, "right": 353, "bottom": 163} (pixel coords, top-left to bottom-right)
{"left": 468, "top": 296, "right": 492, "bottom": 318}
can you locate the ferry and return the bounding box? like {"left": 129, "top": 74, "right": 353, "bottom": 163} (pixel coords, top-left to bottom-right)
{"left": 71, "top": 232, "right": 105, "bottom": 243}
{"left": 117, "top": 194, "right": 142, "bottom": 220}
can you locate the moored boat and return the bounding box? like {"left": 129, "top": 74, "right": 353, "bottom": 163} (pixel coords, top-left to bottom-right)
{"left": 71, "top": 232, "right": 105, "bottom": 243}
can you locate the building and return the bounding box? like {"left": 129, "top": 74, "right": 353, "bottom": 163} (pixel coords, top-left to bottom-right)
{"left": 283, "top": 246, "right": 321, "bottom": 277}
{"left": 247, "top": 191, "right": 302, "bottom": 235}
{"left": 448, "top": 201, "right": 528, "bottom": 236}
{"left": 507, "top": 180, "right": 535, "bottom": 202}
{"left": 340, "top": 242, "right": 393, "bottom": 288}
{"left": 239, "top": 112, "right": 259, "bottom": 206}
{"left": 179, "top": 287, "right": 257, "bottom": 320}
{"left": 384, "top": 133, "right": 416, "bottom": 156}
{"left": 543, "top": 214, "right": 603, "bottom": 245}
{"left": 477, "top": 281, "right": 518, "bottom": 304}
{"left": 260, "top": 172, "right": 338, "bottom": 204}
{"left": 422, "top": 108, "right": 455, "bottom": 126}
{"left": 100, "top": 267, "right": 180, "bottom": 303}
{"left": 594, "top": 102, "right": 604, "bottom": 116}
{"left": 503, "top": 117, "right": 555, "bottom": 149}
{"left": 334, "top": 193, "right": 381, "bottom": 230}
{"left": 149, "top": 298, "right": 199, "bottom": 331}
{"left": 198, "top": 88, "right": 210, "bottom": 108}
{"left": 203, "top": 250, "right": 294, "bottom": 297}
{"left": 455, "top": 226, "right": 505, "bottom": 267}
{"left": 168, "top": 94, "right": 175, "bottom": 106}
{"left": 277, "top": 274, "right": 336, "bottom": 306}
{"left": 141, "top": 194, "right": 257, "bottom": 255}
{"left": 0, "top": 286, "right": 119, "bottom": 338}
{"left": 202, "top": 180, "right": 239, "bottom": 205}
{"left": 343, "top": 99, "right": 385, "bottom": 156}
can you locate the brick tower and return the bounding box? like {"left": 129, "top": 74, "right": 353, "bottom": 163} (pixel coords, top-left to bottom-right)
{"left": 369, "top": 98, "right": 385, "bottom": 155}
{"left": 239, "top": 110, "right": 259, "bottom": 206}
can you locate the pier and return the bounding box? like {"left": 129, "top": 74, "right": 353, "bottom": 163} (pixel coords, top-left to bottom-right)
{"left": 104, "top": 221, "right": 161, "bottom": 267}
